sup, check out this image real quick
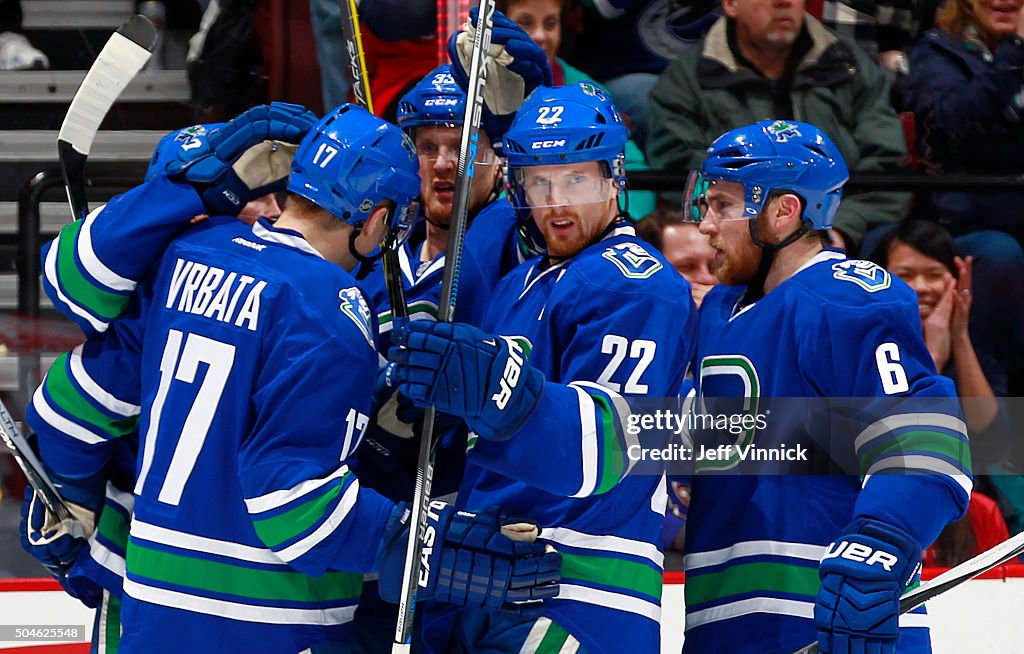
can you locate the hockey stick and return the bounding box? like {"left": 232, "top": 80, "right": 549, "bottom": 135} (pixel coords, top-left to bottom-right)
{"left": 391, "top": 1, "right": 496, "bottom": 651}
{"left": 337, "top": 0, "right": 411, "bottom": 336}
{"left": 791, "top": 529, "right": 1024, "bottom": 654}
{"left": 339, "top": 0, "right": 374, "bottom": 115}
{"left": 58, "top": 14, "right": 157, "bottom": 222}
{"left": 0, "top": 398, "right": 71, "bottom": 521}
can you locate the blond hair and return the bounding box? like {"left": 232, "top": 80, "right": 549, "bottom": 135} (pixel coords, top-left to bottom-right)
{"left": 935, "top": 0, "right": 998, "bottom": 49}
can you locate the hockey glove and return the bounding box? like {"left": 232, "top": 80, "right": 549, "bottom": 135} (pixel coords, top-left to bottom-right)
{"left": 815, "top": 518, "right": 923, "bottom": 654}
{"left": 378, "top": 500, "right": 561, "bottom": 614}
{"left": 448, "top": 8, "right": 552, "bottom": 143}
{"left": 160, "top": 102, "right": 318, "bottom": 216}
{"left": 19, "top": 488, "right": 102, "bottom": 607}
{"left": 388, "top": 319, "right": 544, "bottom": 441}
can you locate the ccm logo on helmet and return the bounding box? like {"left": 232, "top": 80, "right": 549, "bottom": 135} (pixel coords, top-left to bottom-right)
{"left": 424, "top": 98, "right": 459, "bottom": 107}
{"left": 822, "top": 541, "right": 900, "bottom": 571}
{"left": 531, "top": 139, "right": 566, "bottom": 149}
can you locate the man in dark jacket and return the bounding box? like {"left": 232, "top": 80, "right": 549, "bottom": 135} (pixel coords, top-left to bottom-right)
{"left": 647, "top": 0, "right": 909, "bottom": 251}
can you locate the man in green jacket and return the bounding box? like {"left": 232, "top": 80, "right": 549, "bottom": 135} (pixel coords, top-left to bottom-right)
{"left": 647, "top": 0, "right": 909, "bottom": 251}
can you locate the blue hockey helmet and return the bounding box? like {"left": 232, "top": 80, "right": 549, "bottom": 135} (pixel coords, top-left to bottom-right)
{"left": 503, "top": 83, "right": 628, "bottom": 187}
{"left": 503, "top": 84, "right": 629, "bottom": 253}
{"left": 397, "top": 65, "right": 466, "bottom": 132}
{"left": 685, "top": 120, "right": 849, "bottom": 231}
{"left": 287, "top": 104, "right": 421, "bottom": 237}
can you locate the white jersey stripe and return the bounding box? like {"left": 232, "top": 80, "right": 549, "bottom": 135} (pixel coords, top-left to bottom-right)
{"left": 865, "top": 456, "right": 973, "bottom": 496}
{"left": 244, "top": 466, "right": 350, "bottom": 514}
{"left": 569, "top": 385, "right": 599, "bottom": 498}
{"left": 123, "top": 578, "right": 356, "bottom": 626}
{"left": 131, "top": 519, "right": 285, "bottom": 565}
{"left": 518, "top": 617, "right": 552, "bottom": 654}
{"left": 43, "top": 236, "right": 107, "bottom": 333}
{"left": 79, "top": 205, "right": 136, "bottom": 292}
{"left": 543, "top": 526, "right": 663, "bottom": 567}
{"left": 684, "top": 540, "right": 827, "bottom": 571}
{"left": 854, "top": 413, "right": 967, "bottom": 453}
{"left": 69, "top": 344, "right": 140, "bottom": 416}
{"left": 275, "top": 479, "right": 360, "bottom": 563}
{"left": 556, "top": 584, "right": 660, "bottom": 622}
{"left": 686, "top": 596, "right": 930, "bottom": 630}
{"left": 32, "top": 384, "right": 107, "bottom": 444}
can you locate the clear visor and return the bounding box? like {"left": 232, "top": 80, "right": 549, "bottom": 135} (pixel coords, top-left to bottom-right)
{"left": 511, "top": 167, "right": 616, "bottom": 209}
{"left": 683, "top": 171, "right": 749, "bottom": 224}
{"left": 417, "top": 142, "right": 498, "bottom": 166}
{"left": 389, "top": 200, "right": 421, "bottom": 248}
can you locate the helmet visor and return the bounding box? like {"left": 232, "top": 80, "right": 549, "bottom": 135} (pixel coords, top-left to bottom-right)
{"left": 683, "top": 171, "right": 748, "bottom": 224}
{"left": 389, "top": 200, "right": 421, "bottom": 248}
{"left": 511, "top": 166, "right": 616, "bottom": 209}
{"left": 416, "top": 141, "right": 499, "bottom": 166}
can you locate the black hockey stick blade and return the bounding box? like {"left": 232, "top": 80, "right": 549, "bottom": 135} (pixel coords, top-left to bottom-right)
{"left": 0, "top": 399, "right": 71, "bottom": 521}
{"left": 791, "top": 529, "right": 1024, "bottom": 654}
{"left": 58, "top": 14, "right": 157, "bottom": 222}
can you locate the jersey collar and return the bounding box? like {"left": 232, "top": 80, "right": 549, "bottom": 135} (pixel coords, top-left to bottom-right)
{"left": 251, "top": 217, "right": 324, "bottom": 259}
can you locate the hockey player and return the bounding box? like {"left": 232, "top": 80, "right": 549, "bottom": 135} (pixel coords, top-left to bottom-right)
{"left": 21, "top": 103, "right": 322, "bottom": 653}
{"left": 387, "top": 83, "right": 697, "bottom": 654}
{"left": 21, "top": 104, "right": 561, "bottom": 654}
{"left": 682, "top": 121, "right": 972, "bottom": 653}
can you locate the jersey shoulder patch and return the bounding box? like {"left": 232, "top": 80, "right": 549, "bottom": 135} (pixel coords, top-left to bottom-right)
{"left": 338, "top": 286, "right": 374, "bottom": 347}
{"left": 600, "top": 241, "right": 664, "bottom": 280}
{"left": 830, "top": 259, "right": 891, "bottom": 293}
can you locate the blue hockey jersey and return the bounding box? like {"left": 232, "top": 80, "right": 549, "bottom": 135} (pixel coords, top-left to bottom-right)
{"left": 356, "top": 199, "right": 521, "bottom": 501}
{"left": 35, "top": 216, "right": 398, "bottom": 653}
{"left": 421, "top": 224, "right": 698, "bottom": 654}
{"left": 684, "top": 250, "right": 972, "bottom": 654}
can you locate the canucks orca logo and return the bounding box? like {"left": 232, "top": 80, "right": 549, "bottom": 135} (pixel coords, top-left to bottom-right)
{"left": 831, "top": 260, "right": 891, "bottom": 293}
{"left": 602, "top": 242, "right": 664, "bottom": 279}
{"left": 766, "top": 120, "right": 801, "bottom": 143}
{"left": 339, "top": 287, "right": 374, "bottom": 347}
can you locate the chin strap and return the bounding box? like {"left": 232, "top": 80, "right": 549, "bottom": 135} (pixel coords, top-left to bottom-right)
{"left": 348, "top": 224, "right": 385, "bottom": 281}
{"left": 741, "top": 217, "right": 815, "bottom": 304}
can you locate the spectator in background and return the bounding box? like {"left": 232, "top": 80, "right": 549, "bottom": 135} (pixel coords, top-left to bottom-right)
{"left": 872, "top": 220, "right": 1024, "bottom": 538}
{"left": 925, "top": 490, "right": 1009, "bottom": 566}
{"left": 499, "top": 0, "right": 657, "bottom": 217}
{"left": 647, "top": 0, "right": 910, "bottom": 253}
{"left": 906, "top": 0, "right": 1024, "bottom": 246}
{"left": 637, "top": 207, "right": 717, "bottom": 307}
{"left": 567, "top": 0, "right": 722, "bottom": 152}
{"left": 0, "top": 0, "right": 48, "bottom": 70}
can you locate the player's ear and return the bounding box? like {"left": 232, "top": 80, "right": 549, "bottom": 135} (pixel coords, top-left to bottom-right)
{"left": 721, "top": 0, "right": 739, "bottom": 19}
{"left": 771, "top": 193, "right": 803, "bottom": 233}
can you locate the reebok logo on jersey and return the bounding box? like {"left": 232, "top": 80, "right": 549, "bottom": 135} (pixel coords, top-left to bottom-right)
{"left": 822, "top": 540, "right": 900, "bottom": 571}
{"left": 231, "top": 237, "right": 266, "bottom": 251}
{"left": 491, "top": 336, "right": 527, "bottom": 410}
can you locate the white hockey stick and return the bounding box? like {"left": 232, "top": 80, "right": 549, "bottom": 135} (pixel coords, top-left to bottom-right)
{"left": 58, "top": 14, "right": 157, "bottom": 222}
{"left": 391, "top": 1, "right": 496, "bottom": 651}
{"left": 792, "top": 529, "right": 1024, "bottom": 653}
{"left": 0, "top": 398, "right": 70, "bottom": 521}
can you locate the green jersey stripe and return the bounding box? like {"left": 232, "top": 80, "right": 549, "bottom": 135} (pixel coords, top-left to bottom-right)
{"left": 251, "top": 476, "right": 347, "bottom": 548}
{"left": 561, "top": 552, "right": 662, "bottom": 602}
{"left": 858, "top": 429, "right": 971, "bottom": 472}
{"left": 44, "top": 354, "right": 138, "bottom": 438}
{"left": 685, "top": 561, "right": 821, "bottom": 606}
{"left": 128, "top": 538, "right": 362, "bottom": 603}
{"left": 55, "top": 221, "right": 130, "bottom": 319}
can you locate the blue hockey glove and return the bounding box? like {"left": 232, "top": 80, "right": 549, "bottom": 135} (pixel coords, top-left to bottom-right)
{"left": 159, "top": 102, "right": 318, "bottom": 216}
{"left": 378, "top": 500, "right": 561, "bottom": 614}
{"left": 815, "top": 518, "right": 923, "bottom": 654}
{"left": 448, "top": 8, "right": 553, "bottom": 143}
{"left": 19, "top": 488, "right": 102, "bottom": 608}
{"left": 388, "top": 319, "right": 544, "bottom": 441}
